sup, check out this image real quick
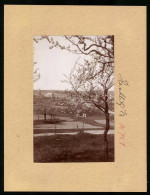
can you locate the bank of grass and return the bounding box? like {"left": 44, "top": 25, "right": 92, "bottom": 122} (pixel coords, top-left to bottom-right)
{"left": 34, "top": 133, "right": 114, "bottom": 162}
{"left": 73, "top": 117, "right": 114, "bottom": 129}
{"left": 34, "top": 118, "right": 65, "bottom": 125}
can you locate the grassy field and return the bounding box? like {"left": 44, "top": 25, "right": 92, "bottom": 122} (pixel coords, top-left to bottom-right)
{"left": 34, "top": 133, "right": 114, "bottom": 162}
{"left": 34, "top": 115, "right": 114, "bottom": 130}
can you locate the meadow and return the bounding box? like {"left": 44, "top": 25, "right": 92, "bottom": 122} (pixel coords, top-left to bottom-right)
{"left": 34, "top": 133, "right": 114, "bottom": 162}
{"left": 33, "top": 115, "right": 114, "bottom": 162}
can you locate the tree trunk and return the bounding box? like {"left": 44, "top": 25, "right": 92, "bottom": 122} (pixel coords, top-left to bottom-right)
{"left": 104, "top": 112, "right": 110, "bottom": 158}
{"left": 44, "top": 114, "right": 46, "bottom": 121}
{"left": 103, "top": 89, "right": 110, "bottom": 159}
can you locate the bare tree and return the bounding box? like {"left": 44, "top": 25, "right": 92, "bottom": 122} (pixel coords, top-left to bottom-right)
{"left": 47, "top": 106, "right": 57, "bottom": 120}
{"left": 35, "top": 108, "right": 41, "bottom": 120}
{"left": 67, "top": 57, "right": 114, "bottom": 157}
{"left": 36, "top": 96, "right": 51, "bottom": 121}
{"left": 34, "top": 35, "right": 114, "bottom": 157}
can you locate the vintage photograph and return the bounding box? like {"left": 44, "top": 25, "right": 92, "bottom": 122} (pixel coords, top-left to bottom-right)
{"left": 33, "top": 35, "right": 114, "bottom": 162}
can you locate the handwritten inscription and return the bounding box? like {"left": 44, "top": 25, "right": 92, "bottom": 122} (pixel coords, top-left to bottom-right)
{"left": 119, "top": 123, "right": 125, "bottom": 147}
{"left": 116, "top": 73, "right": 129, "bottom": 147}
{"left": 116, "top": 73, "right": 129, "bottom": 116}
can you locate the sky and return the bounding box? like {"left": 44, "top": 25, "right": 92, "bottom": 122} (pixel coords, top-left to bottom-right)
{"left": 33, "top": 36, "right": 79, "bottom": 90}
{"left": 33, "top": 36, "right": 114, "bottom": 91}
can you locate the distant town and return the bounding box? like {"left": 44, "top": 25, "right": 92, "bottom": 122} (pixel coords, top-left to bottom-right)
{"left": 33, "top": 89, "right": 114, "bottom": 120}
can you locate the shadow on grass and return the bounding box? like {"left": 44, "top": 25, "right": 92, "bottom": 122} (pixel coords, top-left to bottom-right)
{"left": 34, "top": 119, "right": 66, "bottom": 125}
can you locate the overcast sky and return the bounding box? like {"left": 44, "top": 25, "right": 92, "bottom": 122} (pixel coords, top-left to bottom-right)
{"left": 33, "top": 36, "right": 79, "bottom": 90}
{"left": 33, "top": 36, "right": 114, "bottom": 91}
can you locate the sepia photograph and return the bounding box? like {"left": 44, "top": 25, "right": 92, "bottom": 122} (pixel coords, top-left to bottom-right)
{"left": 33, "top": 35, "right": 114, "bottom": 162}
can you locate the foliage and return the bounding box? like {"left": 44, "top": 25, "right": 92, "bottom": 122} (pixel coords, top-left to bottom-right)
{"left": 33, "top": 62, "right": 40, "bottom": 83}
